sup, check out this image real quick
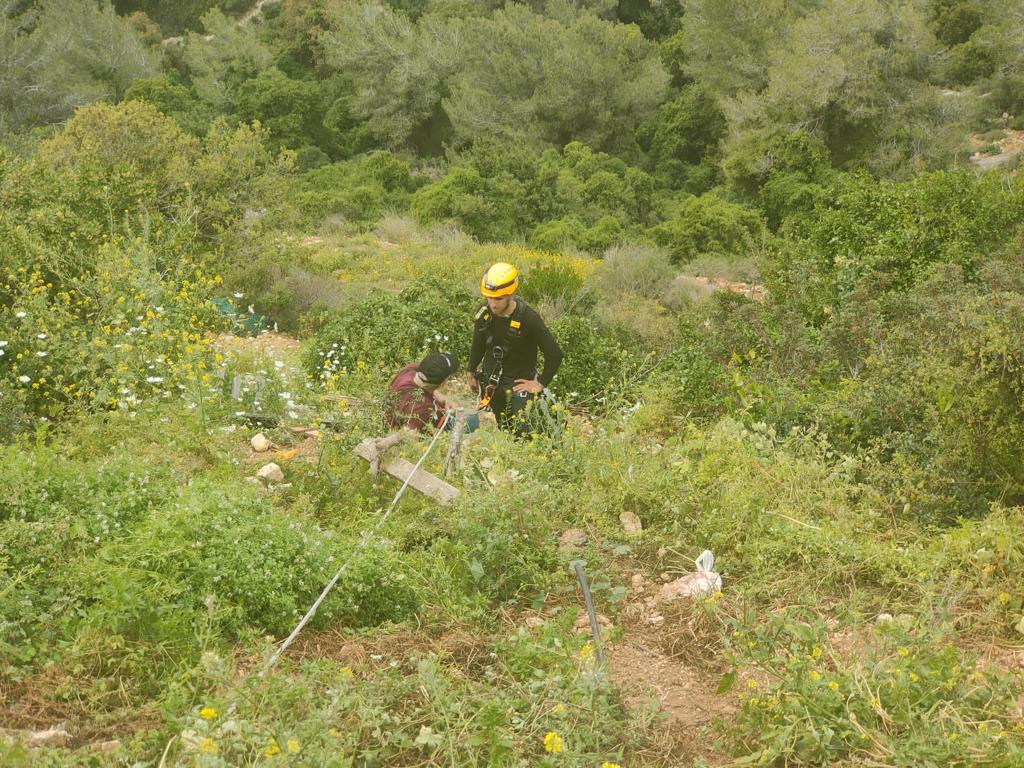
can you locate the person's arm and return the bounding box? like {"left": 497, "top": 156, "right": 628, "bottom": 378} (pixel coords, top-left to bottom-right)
{"left": 468, "top": 321, "right": 486, "bottom": 374}
{"left": 535, "top": 315, "right": 563, "bottom": 387}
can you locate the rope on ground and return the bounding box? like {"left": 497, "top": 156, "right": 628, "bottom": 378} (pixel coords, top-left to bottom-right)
{"left": 258, "top": 411, "right": 452, "bottom": 677}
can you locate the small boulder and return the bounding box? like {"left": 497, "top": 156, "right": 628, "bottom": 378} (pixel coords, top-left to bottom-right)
{"left": 256, "top": 462, "right": 284, "bottom": 483}
{"left": 559, "top": 528, "right": 588, "bottom": 551}
{"left": 251, "top": 433, "right": 271, "bottom": 452}
{"left": 619, "top": 510, "right": 643, "bottom": 535}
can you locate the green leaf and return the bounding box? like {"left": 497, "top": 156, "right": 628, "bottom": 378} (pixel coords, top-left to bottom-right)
{"left": 716, "top": 669, "right": 737, "bottom": 695}
{"left": 469, "top": 559, "right": 484, "bottom": 582}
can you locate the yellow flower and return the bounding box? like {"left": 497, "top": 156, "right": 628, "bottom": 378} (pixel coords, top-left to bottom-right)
{"left": 909, "top": 672, "right": 920, "bottom": 682}
{"left": 601, "top": 763, "right": 622, "bottom": 768}
{"left": 199, "top": 706, "right": 218, "bottom": 721}
{"left": 287, "top": 739, "right": 300, "bottom": 753}
{"left": 265, "top": 739, "right": 281, "bottom": 757}
{"left": 998, "top": 592, "right": 1010, "bottom": 605}
{"left": 811, "top": 646, "right": 822, "bottom": 659}
{"left": 745, "top": 678, "right": 759, "bottom": 690}
{"left": 828, "top": 680, "right": 840, "bottom": 692}
{"left": 809, "top": 670, "right": 822, "bottom": 681}
{"left": 543, "top": 731, "right": 563, "bottom": 753}
{"left": 199, "top": 737, "right": 218, "bottom": 754}
{"left": 897, "top": 647, "right": 909, "bottom": 658}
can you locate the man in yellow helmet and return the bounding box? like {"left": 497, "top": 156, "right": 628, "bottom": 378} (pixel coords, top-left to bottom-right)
{"left": 468, "top": 262, "right": 564, "bottom": 436}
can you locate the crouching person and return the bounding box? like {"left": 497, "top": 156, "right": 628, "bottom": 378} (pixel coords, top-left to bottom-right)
{"left": 384, "top": 352, "right": 461, "bottom": 432}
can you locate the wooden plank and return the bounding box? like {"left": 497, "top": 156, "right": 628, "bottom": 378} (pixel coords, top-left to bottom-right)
{"left": 353, "top": 440, "right": 460, "bottom": 505}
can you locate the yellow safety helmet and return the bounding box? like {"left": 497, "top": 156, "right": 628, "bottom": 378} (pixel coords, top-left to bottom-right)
{"left": 481, "top": 262, "right": 519, "bottom": 297}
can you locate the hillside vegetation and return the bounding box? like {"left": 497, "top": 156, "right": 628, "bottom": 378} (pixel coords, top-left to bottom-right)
{"left": 2, "top": 0, "right": 1024, "bottom": 766}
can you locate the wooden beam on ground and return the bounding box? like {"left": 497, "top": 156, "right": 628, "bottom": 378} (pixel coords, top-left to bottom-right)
{"left": 353, "top": 439, "right": 460, "bottom": 505}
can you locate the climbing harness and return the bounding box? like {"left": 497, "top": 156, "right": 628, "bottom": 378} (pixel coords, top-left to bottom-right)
{"left": 475, "top": 301, "right": 525, "bottom": 411}
{"left": 260, "top": 410, "right": 452, "bottom": 677}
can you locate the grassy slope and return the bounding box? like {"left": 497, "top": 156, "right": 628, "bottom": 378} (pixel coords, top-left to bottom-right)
{"left": 2, "top": 232, "right": 1024, "bottom": 767}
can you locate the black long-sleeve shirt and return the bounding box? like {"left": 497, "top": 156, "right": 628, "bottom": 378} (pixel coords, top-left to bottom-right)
{"left": 469, "top": 301, "right": 564, "bottom": 386}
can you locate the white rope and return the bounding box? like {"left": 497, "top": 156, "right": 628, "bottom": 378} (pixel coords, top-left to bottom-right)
{"left": 259, "top": 412, "right": 452, "bottom": 676}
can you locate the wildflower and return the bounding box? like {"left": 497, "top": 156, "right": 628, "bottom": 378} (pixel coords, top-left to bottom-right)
{"left": 18, "top": 375, "right": 30, "bottom": 384}
{"left": 0, "top": 340, "right": 6, "bottom": 346}
{"left": 998, "top": 592, "right": 1010, "bottom": 605}
{"left": 199, "top": 706, "right": 218, "bottom": 721}
{"left": 199, "top": 737, "right": 218, "bottom": 754}
{"left": 15, "top": 311, "right": 25, "bottom": 318}
{"left": 809, "top": 670, "right": 822, "bottom": 681}
{"left": 746, "top": 678, "right": 759, "bottom": 690}
{"left": 146, "top": 376, "right": 164, "bottom": 384}
{"left": 811, "top": 646, "right": 823, "bottom": 659}
{"left": 287, "top": 739, "right": 300, "bottom": 753}
{"left": 909, "top": 672, "right": 920, "bottom": 682}
{"left": 601, "top": 763, "right": 622, "bottom": 768}
{"left": 543, "top": 731, "right": 563, "bottom": 753}
{"left": 36, "top": 350, "right": 47, "bottom": 357}
{"left": 897, "top": 647, "right": 909, "bottom": 658}
{"left": 37, "top": 333, "right": 46, "bottom": 339}
{"left": 265, "top": 738, "right": 281, "bottom": 756}
{"left": 828, "top": 680, "right": 840, "bottom": 692}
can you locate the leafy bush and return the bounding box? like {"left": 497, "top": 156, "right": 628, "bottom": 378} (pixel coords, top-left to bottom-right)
{"left": 766, "top": 170, "right": 1021, "bottom": 323}
{"left": 547, "top": 315, "right": 643, "bottom": 403}
{"left": 91, "top": 481, "right": 418, "bottom": 637}
{"left": 651, "top": 193, "right": 764, "bottom": 264}
{"left": 944, "top": 39, "right": 996, "bottom": 84}
{"left": 724, "top": 610, "right": 1024, "bottom": 765}
{"left": 588, "top": 243, "right": 675, "bottom": 300}
{"left": 305, "top": 278, "right": 478, "bottom": 387}
{"left": 297, "top": 152, "right": 421, "bottom": 228}
{"left": 645, "top": 83, "right": 726, "bottom": 191}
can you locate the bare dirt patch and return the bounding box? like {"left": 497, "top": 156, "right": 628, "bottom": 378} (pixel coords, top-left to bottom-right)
{"left": 211, "top": 331, "right": 301, "bottom": 358}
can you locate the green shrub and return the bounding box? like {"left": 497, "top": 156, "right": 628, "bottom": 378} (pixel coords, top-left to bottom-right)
{"left": 91, "top": 481, "right": 418, "bottom": 637}
{"left": 945, "top": 40, "right": 997, "bottom": 84}
{"left": 296, "top": 152, "right": 420, "bottom": 228}
{"left": 305, "top": 278, "right": 478, "bottom": 387}
{"left": 651, "top": 194, "right": 764, "bottom": 264}
{"left": 529, "top": 216, "right": 586, "bottom": 253}
{"left": 411, "top": 165, "right": 526, "bottom": 243}
{"left": 724, "top": 610, "right": 1024, "bottom": 765}
{"left": 548, "top": 315, "right": 643, "bottom": 404}
{"left": 588, "top": 243, "right": 675, "bottom": 300}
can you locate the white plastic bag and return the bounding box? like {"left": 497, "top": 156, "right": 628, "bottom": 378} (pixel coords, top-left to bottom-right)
{"left": 659, "top": 549, "right": 723, "bottom": 600}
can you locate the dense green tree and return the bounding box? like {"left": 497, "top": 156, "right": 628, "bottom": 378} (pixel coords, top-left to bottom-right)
{"left": 445, "top": 5, "right": 668, "bottom": 153}
{"left": 319, "top": 0, "right": 460, "bottom": 151}
{"left": 930, "top": 0, "right": 982, "bottom": 46}
{"left": 723, "top": 130, "right": 834, "bottom": 230}
{"left": 113, "top": 0, "right": 250, "bottom": 36}
{"left": 182, "top": 9, "right": 274, "bottom": 111}
{"left": 724, "top": 0, "right": 966, "bottom": 176}
{"left": 645, "top": 83, "right": 726, "bottom": 191}
{"left": 0, "top": 0, "right": 159, "bottom": 135}
{"left": 678, "top": 0, "right": 812, "bottom": 96}
{"left": 123, "top": 76, "right": 215, "bottom": 135}
{"left": 651, "top": 193, "right": 764, "bottom": 263}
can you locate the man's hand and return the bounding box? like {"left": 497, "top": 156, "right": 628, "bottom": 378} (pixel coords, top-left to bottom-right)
{"left": 467, "top": 371, "right": 479, "bottom": 391}
{"left": 513, "top": 377, "right": 543, "bottom": 395}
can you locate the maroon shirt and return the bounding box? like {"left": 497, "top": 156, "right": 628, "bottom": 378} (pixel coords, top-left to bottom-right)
{"left": 384, "top": 363, "right": 440, "bottom": 432}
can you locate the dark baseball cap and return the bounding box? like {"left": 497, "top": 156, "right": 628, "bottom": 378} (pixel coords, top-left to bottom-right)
{"left": 418, "top": 352, "right": 459, "bottom": 384}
